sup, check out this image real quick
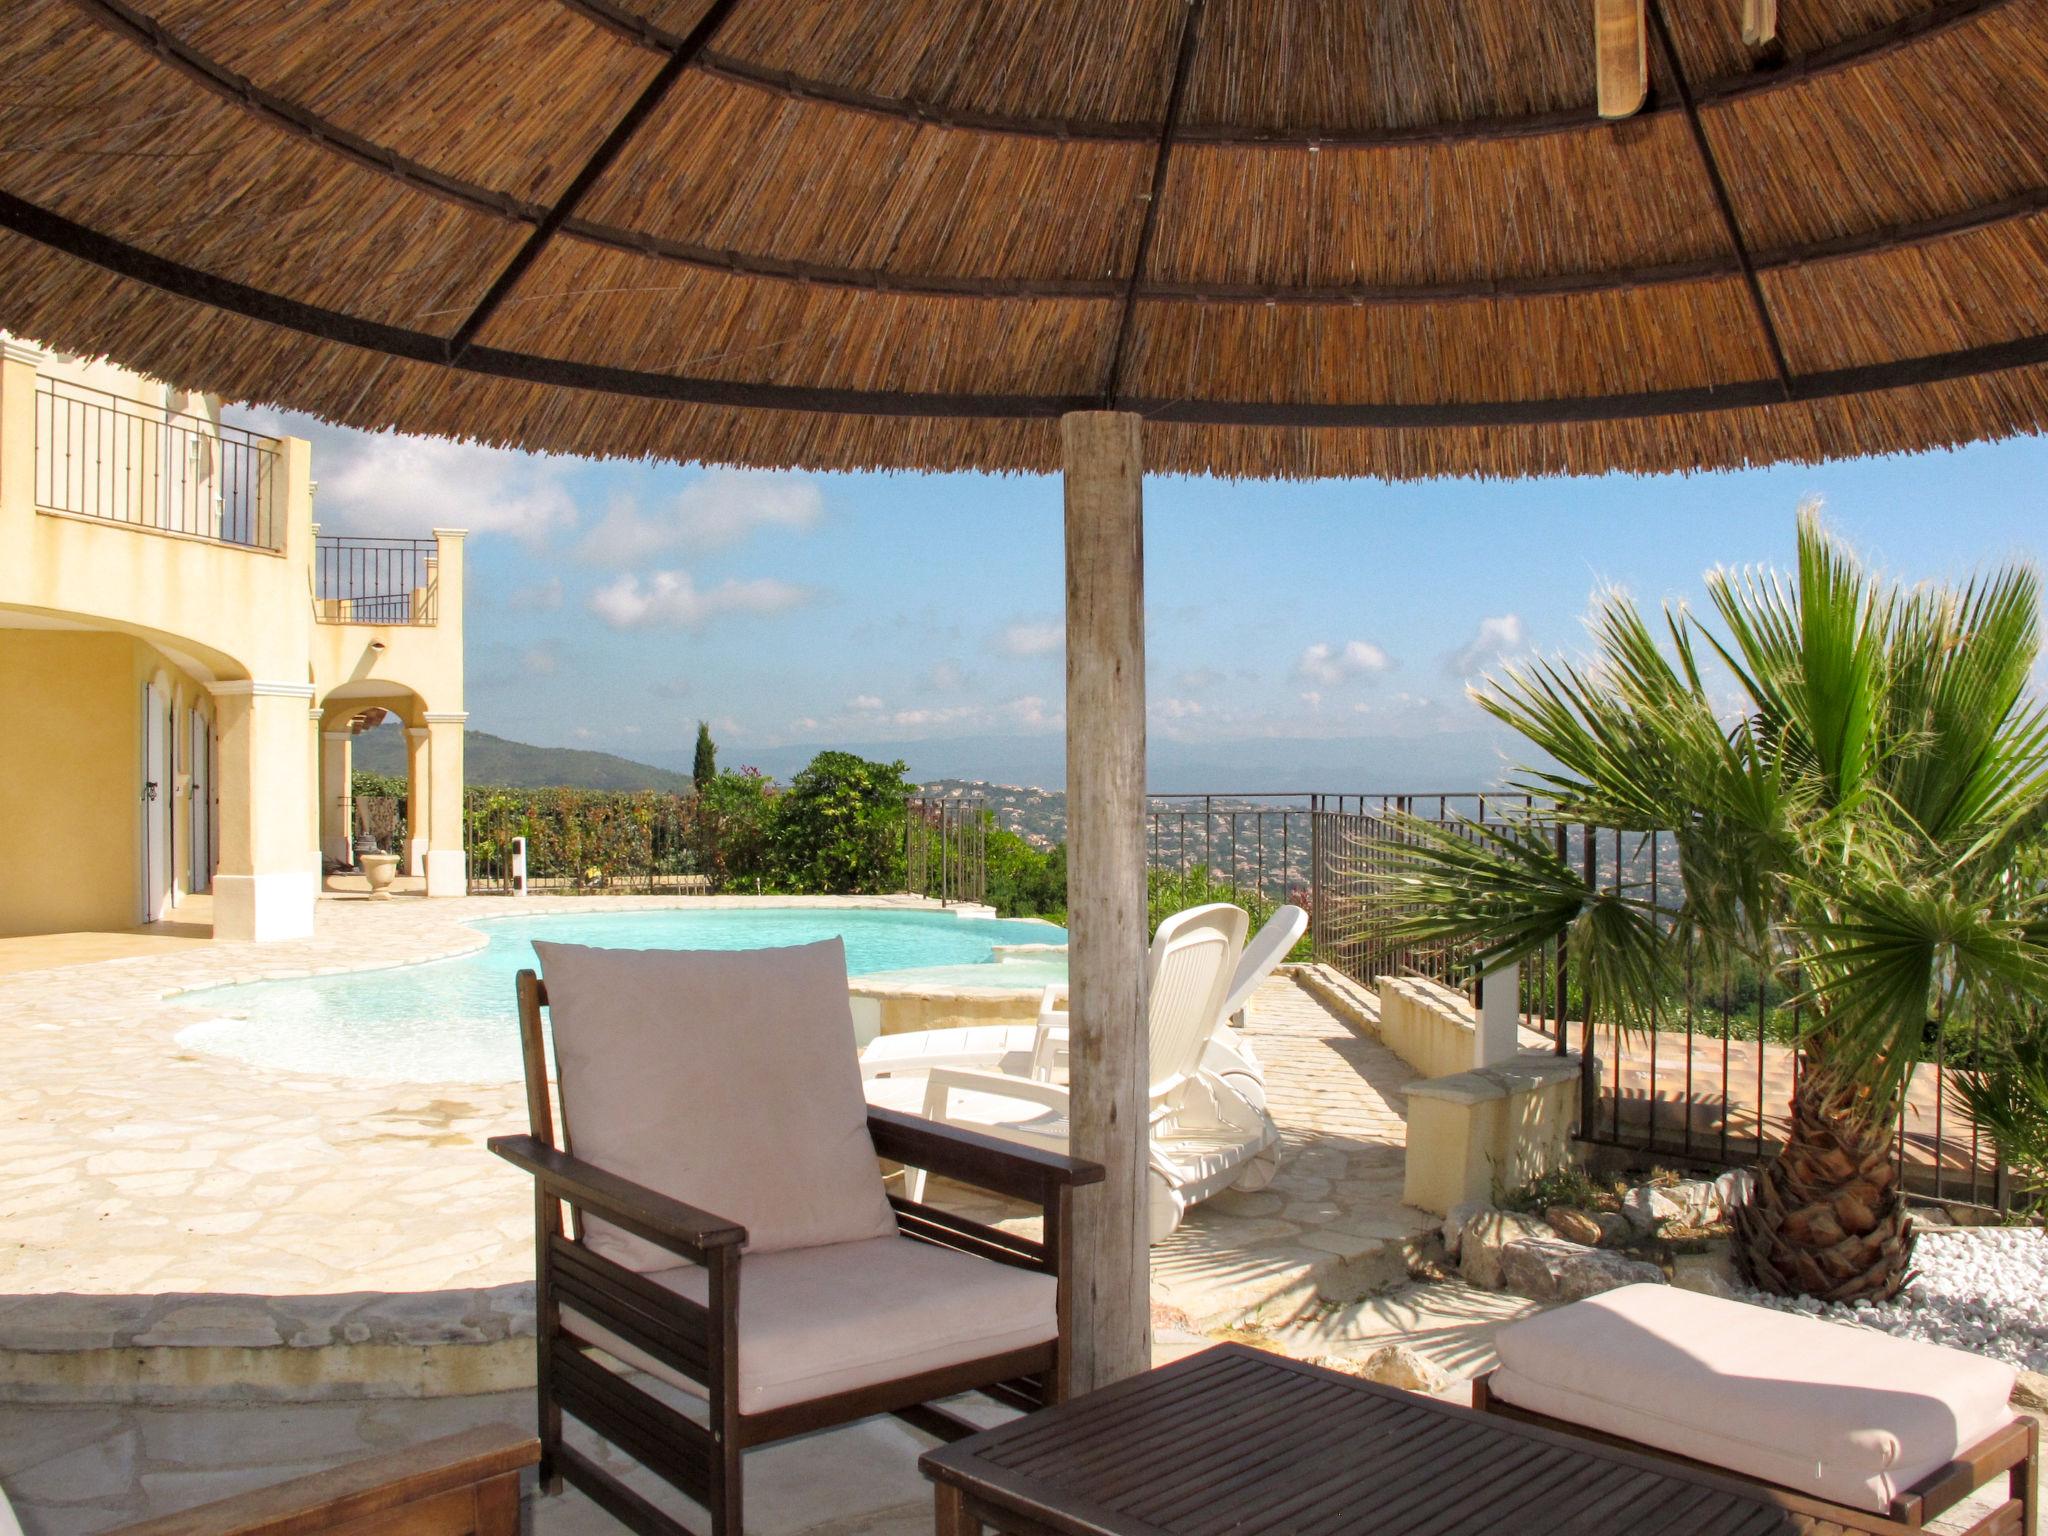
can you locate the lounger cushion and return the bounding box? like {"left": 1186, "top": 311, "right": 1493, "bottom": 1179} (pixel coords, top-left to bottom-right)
{"left": 1489, "top": 1283, "right": 2019, "bottom": 1514}
{"left": 562, "top": 1234, "right": 1057, "bottom": 1415}
{"left": 535, "top": 938, "right": 896, "bottom": 1267}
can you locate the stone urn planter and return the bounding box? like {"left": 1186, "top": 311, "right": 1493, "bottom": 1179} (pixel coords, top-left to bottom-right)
{"left": 360, "top": 852, "right": 400, "bottom": 899}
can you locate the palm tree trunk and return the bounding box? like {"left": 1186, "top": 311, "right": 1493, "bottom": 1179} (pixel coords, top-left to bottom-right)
{"left": 1730, "top": 1065, "right": 1917, "bottom": 1302}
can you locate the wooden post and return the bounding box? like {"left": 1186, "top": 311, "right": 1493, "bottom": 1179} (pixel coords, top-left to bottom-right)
{"left": 1060, "top": 410, "right": 1150, "bottom": 1391}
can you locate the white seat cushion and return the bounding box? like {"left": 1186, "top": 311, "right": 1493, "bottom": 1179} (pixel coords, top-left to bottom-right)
{"left": 1489, "top": 1283, "right": 2019, "bottom": 1514}
{"left": 535, "top": 938, "right": 897, "bottom": 1269}
{"left": 562, "top": 1234, "right": 1057, "bottom": 1415}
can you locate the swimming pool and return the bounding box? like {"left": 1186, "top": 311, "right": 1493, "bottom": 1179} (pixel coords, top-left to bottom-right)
{"left": 175, "top": 907, "right": 1066, "bottom": 1083}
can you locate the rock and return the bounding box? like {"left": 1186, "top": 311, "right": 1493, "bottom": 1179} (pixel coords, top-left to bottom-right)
{"left": 1500, "top": 1238, "right": 1666, "bottom": 1303}
{"left": 1713, "top": 1168, "right": 1756, "bottom": 1215}
{"left": 1545, "top": 1206, "right": 1605, "bottom": 1246}
{"left": 2014, "top": 1371, "right": 2048, "bottom": 1414}
{"left": 1458, "top": 1210, "right": 1552, "bottom": 1290}
{"left": 1621, "top": 1185, "right": 1684, "bottom": 1233}
{"left": 1353, "top": 1343, "right": 1450, "bottom": 1395}
{"left": 1594, "top": 1212, "right": 1636, "bottom": 1247}
{"left": 1671, "top": 1247, "right": 1741, "bottom": 1299}
{"left": 1442, "top": 1200, "right": 1491, "bottom": 1260}
{"left": 1667, "top": 1179, "right": 1723, "bottom": 1226}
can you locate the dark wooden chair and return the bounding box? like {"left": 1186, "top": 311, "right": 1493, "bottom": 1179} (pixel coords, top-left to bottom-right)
{"left": 489, "top": 939, "right": 1103, "bottom": 1536}
{"left": 103, "top": 1425, "right": 535, "bottom": 1536}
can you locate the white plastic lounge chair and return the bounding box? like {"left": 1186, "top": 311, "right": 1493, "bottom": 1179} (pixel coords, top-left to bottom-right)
{"left": 867, "top": 904, "right": 1281, "bottom": 1241}
{"left": 1203, "top": 902, "right": 1307, "bottom": 1110}
{"left": 860, "top": 902, "right": 1308, "bottom": 1107}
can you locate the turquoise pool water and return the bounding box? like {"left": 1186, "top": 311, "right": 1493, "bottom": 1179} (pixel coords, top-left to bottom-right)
{"left": 175, "top": 907, "right": 1066, "bottom": 1084}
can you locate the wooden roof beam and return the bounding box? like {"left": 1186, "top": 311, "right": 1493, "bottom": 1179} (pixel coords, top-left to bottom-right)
{"left": 1647, "top": 0, "right": 1796, "bottom": 395}
{"left": 1102, "top": 0, "right": 1207, "bottom": 409}
{"left": 443, "top": 0, "right": 743, "bottom": 360}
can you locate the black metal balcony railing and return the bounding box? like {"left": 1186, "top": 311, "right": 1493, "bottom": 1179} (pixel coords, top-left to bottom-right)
{"left": 34, "top": 376, "right": 282, "bottom": 550}
{"left": 314, "top": 535, "right": 439, "bottom": 625}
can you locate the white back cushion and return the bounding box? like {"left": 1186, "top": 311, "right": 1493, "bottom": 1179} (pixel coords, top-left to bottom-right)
{"left": 534, "top": 938, "right": 897, "bottom": 1268}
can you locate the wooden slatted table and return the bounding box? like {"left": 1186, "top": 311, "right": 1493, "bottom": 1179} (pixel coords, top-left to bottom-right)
{"left": 921, "top": 1343, "right": 1928, "bottom": 1536}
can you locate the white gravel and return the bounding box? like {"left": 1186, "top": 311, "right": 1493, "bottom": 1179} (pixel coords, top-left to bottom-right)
{"left": 1739, "top": 1227, "right": 2048, "bottom": 1373}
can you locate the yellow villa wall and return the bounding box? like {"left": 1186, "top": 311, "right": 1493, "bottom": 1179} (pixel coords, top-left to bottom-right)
{"left": 0, "top": 629, "right": 218, "bottom": 936}
{"left": 0, "top": 337, "right": 468, "bottom": 940}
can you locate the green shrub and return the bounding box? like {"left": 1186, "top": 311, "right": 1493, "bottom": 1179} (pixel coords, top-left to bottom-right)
{"left": 1146, "top": 867, "right": 1312, "bottom": 957}
{"left": 351, "top": 769, "right": 407, "bottom": 800}
{"left": 692, "top": 769, "right": 779, "bottom": 891}
{"left": 770, "top": 751, "right": 912, "bottom": 894}
{"left": 986, "top": 825, "right": 1066, "bottom": 921}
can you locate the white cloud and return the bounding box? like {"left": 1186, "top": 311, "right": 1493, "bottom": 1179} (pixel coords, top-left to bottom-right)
{"left": 575, "top": 471, "right": 823, "bottom": 566}
{"left": 1447, "top": 614, "right": 1527, "bottom": 677}
{"left": 299, "top": 427, "right": 577, "bottom": 546}
{"left": 997, "top": 620, "right": 1063, "bottom": 658}
{"left": 587, "top": 570, "right": 811, "bottom": 631}
{"left": 1298, "top": 690, "right": 1323, "bottom": 710}
{"left": 522, "top": 644, "right": 561, "bottom": 677}
{"left": 1295, "top": 639, "right": 1392, "bottom": 686}
{"left": 923, "top": 659, "right": 967, "bottom": 691}
{"left": 1174, "top": 667, "right": 1225, "bottom": 693}
{"left": 849, "top": 694, "right": 884, "bottom": 712}
{"left": 1156, "top": 697, "right": 1204, "bottom": 719}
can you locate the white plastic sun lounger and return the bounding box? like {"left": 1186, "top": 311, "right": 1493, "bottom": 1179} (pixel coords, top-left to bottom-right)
{"left": 860, "top": 903, "right": 1307, "bottom": 1098}
{"left": 864, "top": 903, "right": 1283, "bottom": 1241}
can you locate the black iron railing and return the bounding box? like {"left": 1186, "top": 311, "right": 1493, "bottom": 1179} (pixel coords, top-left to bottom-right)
{"left": 314, "top": 535, "right": 439, "bottom": 625}
{"left": 34, "top": 376, "right": 281, "bottom": 550}
{"left": 906, "top": 796, "right": 988, "bottom": 905}
{"left": 1151, "top": 789, "right": 2024, "bottom": 1214}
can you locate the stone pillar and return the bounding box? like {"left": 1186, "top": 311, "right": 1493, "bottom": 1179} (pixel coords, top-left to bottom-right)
{"left": 209, "top": 681, "right": 319, "bottom": 942}
{"left": 1476, "top": 962, "right": 1521, "bottom": 1070}
{"left": 422, "top": 711, "right": 466, "bottom": 897}
{"left": 320, "top": 729, "right": 354, "bottom": 868}
{"left": 1060, "top": 410, "right": 1150, "bottom": 1392}
{"left": 405, "top": 725, "right": 431, "bottom": 878}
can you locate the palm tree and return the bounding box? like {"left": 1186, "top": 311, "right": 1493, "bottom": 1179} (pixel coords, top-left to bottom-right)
{"left": 1358, "top": 510, "right": 2048, "bottom": 1301}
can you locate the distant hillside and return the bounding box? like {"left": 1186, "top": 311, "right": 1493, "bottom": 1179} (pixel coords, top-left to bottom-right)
{"left": 354, "top": 726, "right": 696, "bottom": 792}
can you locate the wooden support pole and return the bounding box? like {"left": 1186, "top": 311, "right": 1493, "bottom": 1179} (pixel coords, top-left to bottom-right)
{"left": 1060, "top": 409, "right": 1150, "bottom": 1392}
{"left": 1592, "top": 0, "right": 1648, "bottom": 119}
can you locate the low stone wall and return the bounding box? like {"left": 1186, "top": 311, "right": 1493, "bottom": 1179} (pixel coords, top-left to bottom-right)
{"left": 1402, "top": 1056, "right": 1584, "bottom": 1215}
{"left": 0, "top": 1288, "right": 534, "bottom": 1404}
{"left": 846, "top": 979, "right": 1041, "bottom": 1048}
{"left": 1374, "top": 975, "right": 1483, "bottom": 1079}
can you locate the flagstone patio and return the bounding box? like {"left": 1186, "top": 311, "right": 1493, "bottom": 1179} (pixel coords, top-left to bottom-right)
{"left": 0, "top": 893, "right": 1432, "bottom": 1399}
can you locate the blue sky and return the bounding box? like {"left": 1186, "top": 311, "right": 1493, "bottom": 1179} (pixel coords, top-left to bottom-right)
{"left": 263, "top": 401, "right": 2048, "bottom": 789}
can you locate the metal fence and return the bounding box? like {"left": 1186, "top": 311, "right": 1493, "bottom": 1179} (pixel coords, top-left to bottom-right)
{"left": 905, "top": 796, "right": 988, "bottom": 906}
{"left": 463, "top": 792, "right": 711, "bottom": 895}
{"left": 314, "top": 536, "right": 439, "bottom": 624}
{"left": 34, "top": 376, "right": 281, "bottom": 549}
{"left": 1151, "top": 789, "right": 2022, "bottom": 1212}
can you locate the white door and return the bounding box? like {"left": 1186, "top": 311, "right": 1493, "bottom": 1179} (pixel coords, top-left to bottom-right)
{"left": 188, "top": 710, "right": 212, "bottom": 895}
{"left": 142, "top": 684, "right": 172, "bottom": 922}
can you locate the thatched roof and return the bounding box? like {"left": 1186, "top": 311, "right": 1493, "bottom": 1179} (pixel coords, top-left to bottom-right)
{"left": 4, "top": 0, "right": 2047, "bottom": 479}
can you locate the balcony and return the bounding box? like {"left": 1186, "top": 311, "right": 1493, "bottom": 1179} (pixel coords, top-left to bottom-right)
{"left": 34, "top": 375, "right": 283, "bottom": 551}
{"left": 314, "top": 534, "right": 440, "bottom": 625}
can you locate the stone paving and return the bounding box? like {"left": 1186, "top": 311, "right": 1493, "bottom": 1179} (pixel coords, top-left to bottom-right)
{"left": 0, "top": 891, "right": 952, "bottom": 1301}
{"left": 1, "top": 896, "right": 1432, "bottom": 1371}
{"left": 1151, "top": 976, "right": 1425, "bottom": 1328}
